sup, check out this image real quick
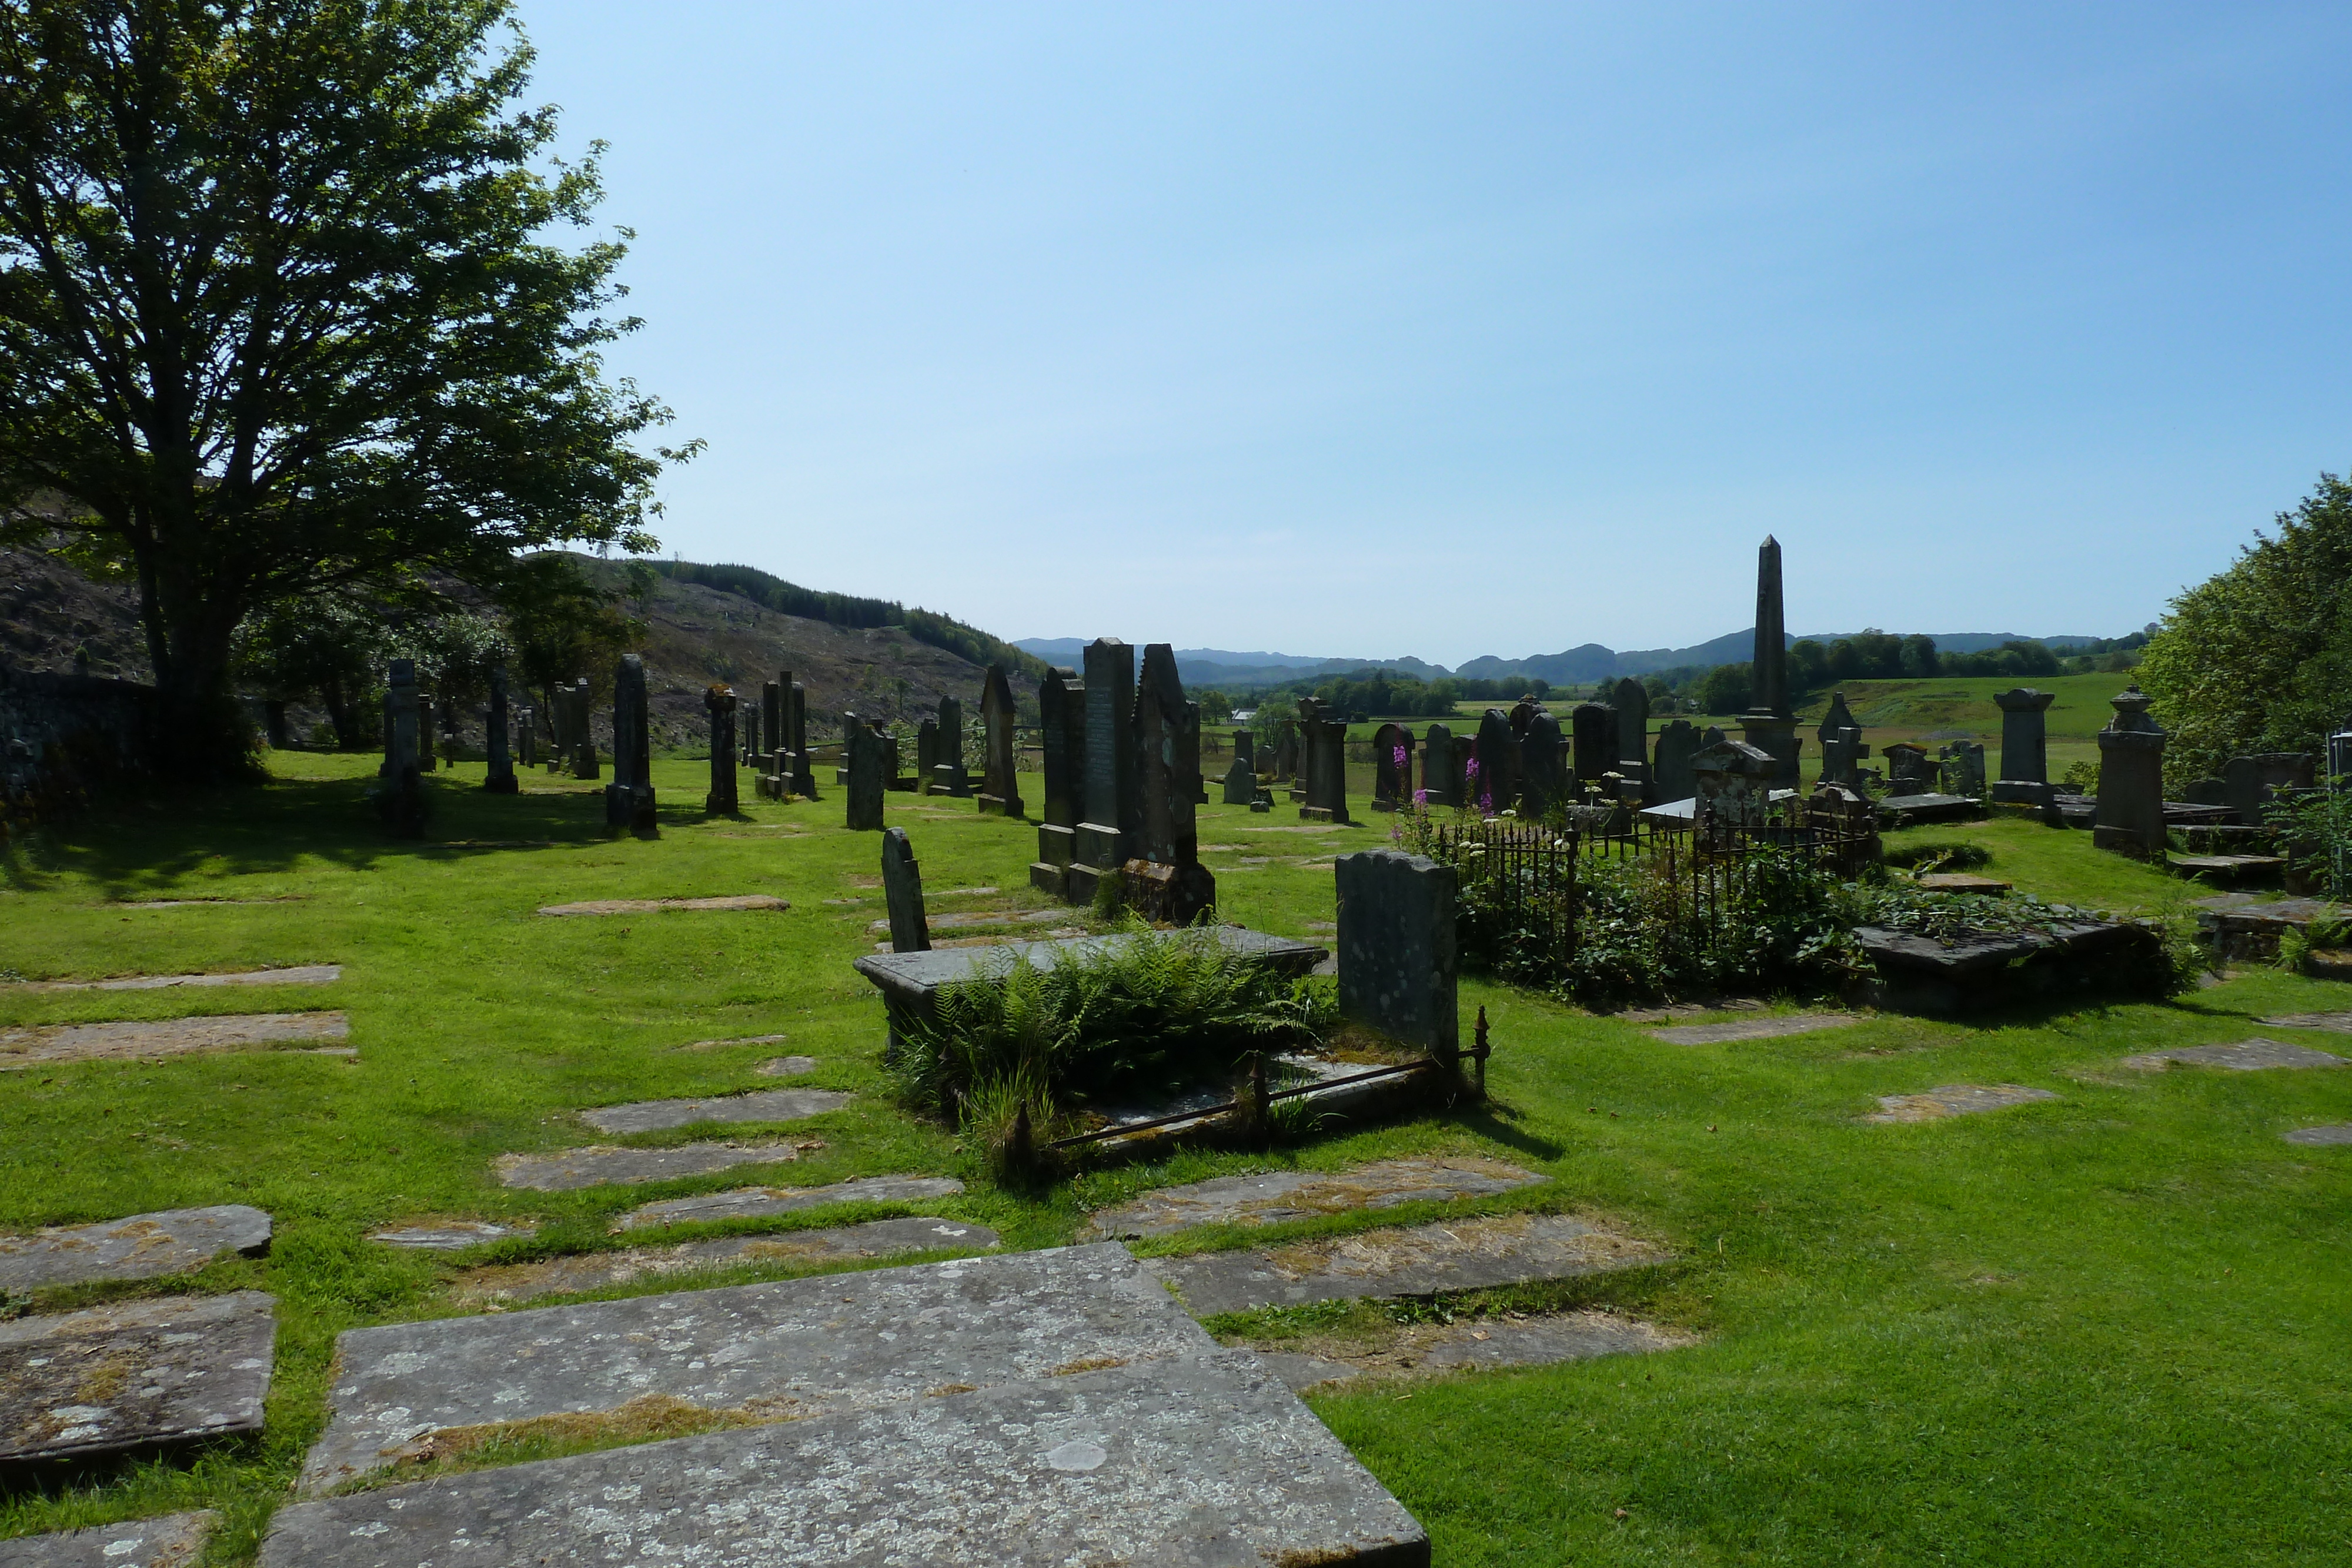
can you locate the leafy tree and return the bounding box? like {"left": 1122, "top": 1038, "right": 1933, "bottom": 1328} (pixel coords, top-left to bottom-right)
{"left": 2139, "top": 473, "right": 2352, "bottom": 785}
{"left": 1695, "top": 661, "right": 1751, "bottom": 715}
{"left": 232, "top": 595, "right": 386, "bottom": 748}
{"left": 499, "top": 552, "right": 640, "bottom": 710}
{"left": 0, "top": 1, "right": 688, "bottom": 776}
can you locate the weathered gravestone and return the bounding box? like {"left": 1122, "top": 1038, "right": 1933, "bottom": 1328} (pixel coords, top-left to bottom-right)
{"left": 1611, "top": 677, "right": 1652, "bottom": 797}
{"left": 1371, "top": 723, "right": 1414, "bottom": 811}
{"left": 1882, "top": 742, "right": 1934, "bottom": 794}
{"left": 374, "top": 660, "right": 426, "bottom": 837}
{"left": 1030, "top": 667, "right": 1082, "bottom": 896}
{"left": 1738, "top": 535, "right": 1802, "bottom": 787}
{"left": 1421, "top": 723, "right": 1463, "bottom": 807}
{"left": 1820, "top": 726, "right": 1868, "bottom": 788}
{"left": 1473, "top": 709, "right": 1515, "bottom": 813}
{"left": 914, "top": 714, "right": 941, "bottom": 795}
{"left": 1569, "top": 701, "right": 1617, "bottom": 785}
{"left": 569, "top": 677, "right": 599, "bottom": 779}
{"left": 977, "top": 664, "right": 1024, "bottom": 817}
{"left": 1940, "top": 740, "right": 1986, "bottom": 798}
{"left": 2093, "top": 686, "right": 2167, "bottom": 857}
{"left": 743, "top": 688, "right": 764, "bottom": 768}
{"left": 2224, "top": 753, "right": 2315, "bottom": 826}
{"left": 1070, "top": 638, "right": 1137, "bottom": 904}
{"left": 0, "top": 1292, "right": 277, "bottom": 1463}
{"left": 1992, "top": 687, "right": 2057, "bottom": 804}
{"left": 934, "top": 696, "right": 970, "bottom": 797}
{"left": 1651, "top": 718, "right": 1700, "bottom": 804}
{"left": 0, "top": 1509, "right": 218, "bottom": 1566}
{"left": 1693, "top": 738, "right": 1775, "bottom": 843}
{"left": 760, "top": 679, "right": 787, "bottom": 798}
{"left": 704, "top": 685, "right": 739, "bottom": 815}
{"left": 483, "top": 666, "right": 518, "bottom": 794}
{"left": 1297, "top": 698, "right": 1352, "bottom": 824}
{"left": 844, "top": 713, "right": 887, "bottom": 831}
{"left": 1335, "top": 850, "right": 1458, "bottom": 1069}
{"left": 787, "top": 680, "right": 817, "bottom": 799}
{"left": 1271, "top": 720, "right": 1299, "bottom": 785}
{"left": 881, "top": 827, "right": 930, "bottom": 952}
{"left": 1817, "top": 691, "right": 1860, "bottom": 754}
{"left": 1125, "top": 644, "right": 1217, "bottom": 924}
{"left": 0, "top": 1205, "right": 272, "bottom": 1292}
{"left": 517, "top": 703, "right": 537, "bottom": 770}
{"left": 1223, "top": 728, "right": 1258, "bottom": 805}
{"left": 1518, "top": 710, "right": 1566, "bottom": 819}
{"left": 603, "top": 654, "right": 656, "bottom": 833}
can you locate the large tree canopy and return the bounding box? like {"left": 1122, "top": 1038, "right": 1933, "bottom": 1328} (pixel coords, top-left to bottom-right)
{"left": 0, "top": 0, "right": 686, "bottom": 773}
{"left": 2138, "top": 474, "right": 2352, "bottom": 787}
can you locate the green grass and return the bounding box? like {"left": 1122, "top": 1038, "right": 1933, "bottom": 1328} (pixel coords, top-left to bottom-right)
{"left": 2, "top": 754, "right": 2348, "bottom": 1564}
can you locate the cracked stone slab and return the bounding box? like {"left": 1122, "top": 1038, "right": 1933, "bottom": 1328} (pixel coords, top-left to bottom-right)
{"left": 867, "top": 908, "right": 1069, "bottom": 936}
{"left": 757, "top": 1055, "right": 818, "bottom": 1076}
{"left": 580, "top": 1088, "right": 854, "bottom": 1135}
{"left": 446, "top": 1216, "right": 1000, "bottom": 1306}
{"left": 302, "top": 1242, "right": 1214, "bottom": 1492}
{"left": 493, "top": 1141, "right": 814, "bottom": 1191}
{"left": 367, "top": 1221, "right": 538, "bottom": 1251}
{"left": 265, "top": 1350, "right": 1428, "bottom": 1567}
{"left": 1646, "top": 1013, "right": 1859, "bottom": 1046}
{"left": 0, "top": 1011, "right": 348, "bottom": 1071}
{"left": 2258, "top": 1012, "right": 2352, "bottom": 1034}
{"left": 0, "top": 1292, "right": 275, "bottom": 1462}
{"left": 1145, "top": 1212, "right": 1666, "bottom": 1318}
{"left": 1864, "top": 1085, "right": 2060, "bottom": 1123}
{"left": 2283, "top": 1124, "right": 2352, "bottom": 1146}
{"left": 1081, "top": 1157, "right": 1545, "bottom": 1241}
{"left": 0, "top": 1206, "right": 272, "bottom": 1292}
{"left": 536, "top": 895, "right": 788, "bottom": 917}
{"left": 6, "top": 965, "right": 340, "bottom": 994}
{"left": 0, "top": 1510, "right": 215, "bottom": 1567}
{"left": 2120, "top": 1038, "right": 2347, "bottom": 1072}
{"left": 1252, "top": 1310, "right": 1691, "bottom": 1392}
{"left": 619, "top": 1175, "right": 966, "bottom": 1231}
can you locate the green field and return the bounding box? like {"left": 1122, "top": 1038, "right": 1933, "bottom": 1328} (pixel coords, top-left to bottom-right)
{"left": 2, "top": 754, "right": 2347, "bottom": 1564}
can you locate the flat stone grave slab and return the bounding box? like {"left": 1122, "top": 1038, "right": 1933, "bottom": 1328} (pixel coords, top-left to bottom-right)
{"left": 1252, "top": 1309, "right": 1691, "bottom": 1392}
{"left": 447, "top": 1216, "right": 999, "bottom": 1307}
{"left": 1915, "top": 873, "right": 2011, "bottom": 894}
{"left": 1081, "top": 1156, "right": 1545, "bottom": 1242}
{"left": 305, "top": 1242, "right": 1227, "bottom": 1491}
{"left": 579, "top": 1087, "right": 853, "bottom": 1135}
{"left": 0, "top": 1292, "right": 275, "bottom": 1462}
{"left": 0, "top": 1510, "right": 214, "bottom": 1567}
{"left": 1646, "top": 1012, "right": 1859, "bottom": 1046}
{"left": 757, "top": 1054, "right": 818, "bottom": 1076}
{"left": 7, "top": 965, "right": 340, "bottom": 993}
{"left": 493, "top": 1140, "right": 814, "bottom": 1191}
{"left": 854, "top": 927, "right": 1325, "bottom": 1017}
{"left": 265, "top": 1349, "right": 1426, "bottom": 1568}
{"left": 536, "top": 895, "right": 789, "bottom": 917}
{"left": 1615, "top": 998, "right": 1763, "bottom": 1025}
{"left": 111, "top": 898, "right": 304, "bottom": 909}
{"left": 368, "top": 1221, "right": 538, "bottom": 1251}
{"left": 866, "top": 908, "right": 1068, "bottom": 936}
{"left": 2284, "top": 1125, "right": 2352, "bottom": 1146}
{"left": 2120, "top": 1038, "right": 2347, "bottom": 1072}
{"left": 2170, "top": 854, "right": 2285, "bottom": 875}
{"left": 0, "top": 1011, "right": 348, "bottom": 1071}
{"left": 680, "top": 1032, "right": 790, "bottom": 1049}
{"left": 0, "top": 1205, "right": 272, "bottom": 1291}
{"left": 619, "top": 1174, "right": 965, "bottom": 1231}
{"left": 2258, "top": 1011, "right": 2352, "bottom": 1034}
{"left": 1864, "top": 1084, "right": 2059, "bottom": 1123}
{"left": 1145, "top": 1212, "right": 1666, "bottom": 1318}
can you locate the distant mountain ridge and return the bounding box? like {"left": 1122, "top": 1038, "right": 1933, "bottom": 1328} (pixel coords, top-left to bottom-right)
{"left": 1015, "top": 630, "right": 2109, "bottom": 688}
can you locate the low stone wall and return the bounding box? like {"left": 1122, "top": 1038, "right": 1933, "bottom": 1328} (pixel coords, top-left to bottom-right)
{"left": 0, "top": 663, "right": 154, "bottom": 829}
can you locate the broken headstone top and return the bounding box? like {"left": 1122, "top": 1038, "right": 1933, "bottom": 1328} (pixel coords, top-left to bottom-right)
{"left": 0, "top": 1205, "right": 272, "bottom": 1292}
{"left": 1080, "top": 1157, "right": 1544, "bottom": 1242}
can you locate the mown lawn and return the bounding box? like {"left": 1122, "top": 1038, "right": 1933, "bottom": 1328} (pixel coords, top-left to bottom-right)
{"left": 1, "top": 751, "right": 2346, "bottom": 1565}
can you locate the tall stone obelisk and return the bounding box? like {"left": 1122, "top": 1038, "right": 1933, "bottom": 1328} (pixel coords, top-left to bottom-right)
{"left": 1738, "top": 536, "right": 1801, "bottom": 787}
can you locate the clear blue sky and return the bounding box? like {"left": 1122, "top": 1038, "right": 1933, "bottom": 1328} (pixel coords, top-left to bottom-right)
{"left": 516, "top": 2, "right": 2352, "bottom": 666}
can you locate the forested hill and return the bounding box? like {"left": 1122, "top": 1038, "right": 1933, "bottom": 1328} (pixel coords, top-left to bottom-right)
{"left": 646, "top": 560, "right": 1049, "bottom": 684}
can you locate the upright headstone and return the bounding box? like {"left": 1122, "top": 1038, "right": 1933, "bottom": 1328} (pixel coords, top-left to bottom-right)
{"left": 1518, "top": 710, "right": 1566, "bottom": 820}
{"left": 414, "top": 683, "right": 437, "bottom": 771}
{"left": 1692, "top": 738, "right": 1775, "bottom": 844}
{"left": 1421, "top": 723, "right": 1462, "bottom": 807}
{"left": 570, "top": 678, "right": 599, "bottom": 780}
{"left": 2093, "top": 687, "right": 2167, "bottom": 857}
{"left": 1071, "top": 639, "right": 1137, "bottom": 903}
{"left": 934, "top": 696, "right": 970, "bottom": 797}
{"left": 516, "top": 703, "right": 537, "bottom": 769}
{"left": 880, "top": 827, "right": 930, "bottom": 952}
{"left": 977, "top": 666, "right": 1024, "bottom": 817}
{"left": 1335, "top": 850, "right": 1459, "bottom": 1068}
{"left": 1816, "top": 691, "right": 1860, "bottom": 755}
{"left": 743, "top": 694, "right": 764, "bottom": 770}
{"left": 545, "top": 683, "right": 568, "bottom": 773}
{"left": 378, "top": 659, "right": 426, "bottom": 838}
{"left": 1031, "top": 667, "right": 1083, "bottom": 895}
{"left": 704, "top": 686, "right": 739, "bottom": 815}
{"left": 844, "top": 713, "right": 886, "bottom": 831}
{"left": 1991, "top": 687, "right": 2057, "bottom": 804}
{"left": 485, "top": 666, "right": 518, "bottom": 794}
{"left": 1222, "top": 729, "right": 1258, "bottom": 805}
{"left": 1611, "top": 677, "right": 1651, "bottom": 789}
{"left": 789, "top": 681, "right": 817, "bottom": 800}
{"left": 1882, "top": 743, "right": 1934, "bottom": 794}
{"left": 1508, "top": 699, "right": 1538, "bottom": 738}
{"left": 1940, "top": 740, "right": 1986, "bottom": 799}
{"left": 915, "top": 716, "right": 940, "bottom": 796}
{"left": 1298, "top": 698, "right": 1353, "bottom": 824}
{"left": 1570, "top": 702, "right": 1617, "bottom": 784}
{"left": 1472, "top": 709, "right": 1515, "bottom": 814}
{"left": 2223, "top": 753, "right": 2316, "bottom": 827}
{"left": 604, "top": 654, "right": 656, "bottom": 833}
{"left": 1652, "top": 718, "right": 1700, "bottom": 804}
{"left": 1738, "top": 535, "right": 1801, "bottom": 787}
{"left": 759, "top": 681, "right": 786, "bottom": 799}
{"left": 1371, "top": 723, "right": 1414, "bottom": 812}
{"left": 1127, "top": 643, "right": 1217, "bottom": 924}
{"left": 1271, "top": 721, "right": 1299, "bottom": 785}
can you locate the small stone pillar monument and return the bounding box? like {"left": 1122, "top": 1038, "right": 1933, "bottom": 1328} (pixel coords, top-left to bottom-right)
{"left": 2092, "top": 687, "right": 2167, "bottom": 857}
{"left": 1992, "top": 687, "right": 2057, "bottom": 804}
{"left": 484, "top": 666, "right": 518, "bottom": 794}
{"left": 704, "top": 685, "right": 739, "bottom": 815}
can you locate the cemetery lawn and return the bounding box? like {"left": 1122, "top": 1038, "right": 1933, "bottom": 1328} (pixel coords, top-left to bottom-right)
{"left": 0, "top": 754, "right": 2344, "bottom": 1565}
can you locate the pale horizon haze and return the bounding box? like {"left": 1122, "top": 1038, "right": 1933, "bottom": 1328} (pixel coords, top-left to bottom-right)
{"left": 515, "top": 2, "right": 2352, "bottom": 666}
